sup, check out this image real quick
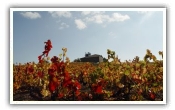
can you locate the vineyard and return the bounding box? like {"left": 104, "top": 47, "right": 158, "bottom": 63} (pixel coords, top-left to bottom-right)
{"left": 13, "top": 40, "right": 163, "bottom": 101}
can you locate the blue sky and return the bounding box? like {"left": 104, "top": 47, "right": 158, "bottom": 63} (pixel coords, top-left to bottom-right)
{"left": 13, "top": 10, "right": 163, "bottom": 64}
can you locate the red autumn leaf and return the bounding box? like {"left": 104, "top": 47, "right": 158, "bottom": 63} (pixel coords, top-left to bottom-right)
{"left": 39, "top": 59, "right": 43, "bottom": 63}
{"left": 50, "top": 63, "right": 57, "bottom": 71}
{"left": 74, "top": 80, "right": 81, "bottom": 90}
{"left": 44, "top": 40, "right": 52, "bottom": 57}
{"left": 91, "top": 84, "right": 97, "bottom": 91}
{"left": 38, "top": 55, "right": 44, "bottom": 63}
{"left": 58, "top": 93, "right": 64, "bottom": 99}
{"left": 149, "top": 92, "right": 155, "bottom": 100}
{"left": 37, "top": 71, "right": 43, "bottom": 78}
{"left": 44, "top": 40, "right": 52, "bottom": 50}
{"left": 51, "top": 56, "right": 58, "bottom": 63}
{"left": 48, "top": 69, "right": 55, "bottom": 76}
{"left": 42, "top": 50, "right": 50, "bottom": 57}
{"left": 98, "top": 79, "right": 106, "bottom": 86}
{"left": 95, "top": 86, "right": 103, "bottom": 94}
{"left": 49, "top": 81, "right": 57, "bottom": 93}
{"left": 77, "top": 95, "right": 82, "bottom": 101}
{"left": 63, "top": 80, "right": 72, "bottom": 88}
{"left": 57, "top": 61, "right": 65, "bottom": 73}
{"left": 26, "top": 65, "right": 34, "bottom": 74}
{"left": 45, "top": 40, "right": 52, "bottom": 48}
{"left": 63, "top": 71, "right": 70, "bottom": 81}
{"left": 38, "top": 40, "right": 53, "bottom": 60}
{"left": 75, "top": 90, "right": 81, "bottom": 96}
{"left": 38, "top": 55, "right": 42, "bottom": 61}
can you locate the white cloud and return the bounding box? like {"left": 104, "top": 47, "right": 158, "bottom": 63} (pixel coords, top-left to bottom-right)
{"left": 81, "top": 11, "right": 91, "bottom": 15}
{"left": 84, "top": 12, "right": 130, "bottom": 24}
{"left": 93, "top": 15, "right": 106, "bottom": 24}
{"left": 85, "top": 14, "right": 107, "bottom": 24}
{"left": 48, "top": 11, "right": 72, "bottom": 18}
{"left": 111, "top": 13, "right": 130, "bottom": 22}
{"left": 20, "top": 12, "right": 41, "bottom": 19}
{"left": 75, "top": 19, "right": 87, "bottom": 30}
{"left": 59, "top": 22, "right": 69, "bottom": 30}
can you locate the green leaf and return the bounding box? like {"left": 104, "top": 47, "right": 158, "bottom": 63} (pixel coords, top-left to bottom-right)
{"left": 153, "top": 76, "right": 157, "bottom": 80}
{"left": 125, "top": 70, "right": 130, "bottom": 76}
{"left": 159, "top": 67, "right": 163, "bottom": 72}
{"left": 147, "top": 74, "right": 150, "bottom": 78}
{"left": 143, "top": 73, "right": 147, "bottom": 77}
{"left": 126, "top": 65, "right": 130, "bottom": 69}
{"left": 115, "top": 78, "right": 120, "bottom": 83}
{"left": 104, "top": 75, "right": 108, "bottom": 80}
{"left": 145, "top": 85, "right": 148, "bottom": 91}
{"left": 136, "top": 71, "right": 139, "bottom": 74}
{"left": 152, "top": 83, "right": 158, "bottom": 87}
{"left": 136, "top": 63, "right": 140, "bottom": 68}
{"left": 131, "top": 68, "right": 134, "bottom": 73}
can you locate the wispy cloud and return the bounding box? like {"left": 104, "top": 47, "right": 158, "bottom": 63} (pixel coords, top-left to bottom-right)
{"left": 56, "top": 20, "right": 61, "bottom": 23}
{"left": 81, "top": 11, "right": 105, "bottom": 16}
{"left": 108, "top": 32, "right": 115, "bottom": 36}
{"left": 84, "top": 12, "right": 130, "bottom": 24}
{"left": 20, "top": 12, "right": 41, "bottom": 19}
{"left": 108, "top": 32, "right": 117, "bottom": 38}
{"left": 75, "top": 19, "right": 87, "bottom": 30}
{"left": 138, "top": 11, "right": 155, "bottom": 24}
{"left": 59, "top": 22, "right": 69, "bottom": 30}
{"left": 137, "top": 11, "right": 148, "bottom": 14}
{"left": 48, "top": 11, "right": 72, "bottom": 18}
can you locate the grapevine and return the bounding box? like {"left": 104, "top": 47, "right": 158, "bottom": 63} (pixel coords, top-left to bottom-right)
{"left": 13, "top": 40, "right": 163, "bottom": 101}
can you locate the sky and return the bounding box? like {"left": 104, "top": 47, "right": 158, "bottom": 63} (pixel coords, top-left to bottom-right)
{"left": 12, "top": 9, "right": 164, "bottom": 64}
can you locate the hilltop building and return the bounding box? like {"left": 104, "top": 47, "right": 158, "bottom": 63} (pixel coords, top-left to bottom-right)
{"left": 80, "top": 52, "right": 103, "bottom": 63}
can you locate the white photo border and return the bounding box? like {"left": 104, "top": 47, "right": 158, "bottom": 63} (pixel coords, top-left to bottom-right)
{"left": 10, "top": 7, "right": 166, "bottom": 104}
